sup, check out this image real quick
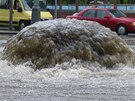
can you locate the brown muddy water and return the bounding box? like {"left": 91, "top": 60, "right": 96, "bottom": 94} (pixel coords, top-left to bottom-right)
{"left": 0, "top": 34, "right": 135, "bottom": 101}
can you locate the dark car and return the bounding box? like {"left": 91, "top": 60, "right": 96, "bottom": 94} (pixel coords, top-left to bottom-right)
{"left": 66, "top": 8, "right": 135, "bottom": 35}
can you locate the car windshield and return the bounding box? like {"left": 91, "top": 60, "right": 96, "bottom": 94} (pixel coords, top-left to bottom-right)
{"left": 22, "top": 0, "right": 47, "bottom": 11}
{"left": 108, "top": 9, "right": 127, "bottom": 17}
{"left": 22, "top": 0, "right": 31, "bottom": 10}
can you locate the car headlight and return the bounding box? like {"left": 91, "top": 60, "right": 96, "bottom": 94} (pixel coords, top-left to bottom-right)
{"left": 131, "top": 22, "right": 135, "bottom": 26}
{"left": 29, "top": 16, "right": 31, "bottom": 20}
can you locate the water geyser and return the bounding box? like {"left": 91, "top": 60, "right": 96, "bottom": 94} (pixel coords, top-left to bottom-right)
{"left": 2, "top": 19, "right": 135, "bottom": 69}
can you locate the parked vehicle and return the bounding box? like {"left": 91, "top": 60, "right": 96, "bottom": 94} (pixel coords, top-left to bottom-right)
{"left": 66, "top": 8, "right": 135, "bottom": 35}
{"left": 0, "top": 0, "right": 53, "bottom": 30}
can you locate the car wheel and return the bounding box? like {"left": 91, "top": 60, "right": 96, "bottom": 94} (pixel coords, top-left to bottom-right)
{"left": 14, "top": 27, "right": 19, "bottom": 31}
{"left": 19, "top": 21, "right": 26, "bottom": 30}
{"left": 116, "top": 25, "right": 128, "bottom": 35}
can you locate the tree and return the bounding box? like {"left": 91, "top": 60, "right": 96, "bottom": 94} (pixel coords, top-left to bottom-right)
{"left": 120, "top": 0, "right": 123, "bottom": 4}
{"left": 87, "top": 0, "right": 93, "bottom": 4}
{"left": 131, "top": 0, "right": 135, "bottom": 3}
{"left": 103, "top": 0, "right": 108, "bottom": 4}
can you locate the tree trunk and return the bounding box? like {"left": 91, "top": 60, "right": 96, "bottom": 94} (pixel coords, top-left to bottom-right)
{"left": 120, "top": 0, "right": 123, "bottom": 4}
{"left": 103, "top": 0, "right": 108, "bottom": 4}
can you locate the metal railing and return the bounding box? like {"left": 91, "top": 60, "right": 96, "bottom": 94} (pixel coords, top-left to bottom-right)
{"left": 47, "top": 4, "right": 135, "bottom": 11}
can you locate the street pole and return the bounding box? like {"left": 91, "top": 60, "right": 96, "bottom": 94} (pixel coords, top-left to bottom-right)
{"left": 94, "top": 0, "right": 97, "bottom": 8}
{"left": 54, "top": 0, "right": 57, "bottom": 18}
{"left": 9, "top": 0, "right": 13, "bottom": 30}
{"left": 76, "top": 0, "right": 79, "bottom": 12}
{"left": 114, "top": 0, "right": 117, "bottom": 9}
{"left": 31, "top": 0, "right": 41, "bottom": 24}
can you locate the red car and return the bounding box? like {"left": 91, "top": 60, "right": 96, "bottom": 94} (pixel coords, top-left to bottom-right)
{"left": 66, "top": 8, "right": 135, "bottom": 35}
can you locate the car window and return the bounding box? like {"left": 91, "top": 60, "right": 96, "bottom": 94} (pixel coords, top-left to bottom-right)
{"left": 0, "top": 0, "right": 9, "bottom": 9}
{"left": 24, "top": 0, "right": 47, "bottom": 11}
{"left": 14, "top": 0, "right": 21, "bottom": 10}
{"left": 96, "top": 10, "right": 107, "bottom": 18}
{"left": 22, "top": 0, "right": 31, "bottom": 10}
{"left": 82, "top": 10, "right": 96, "bottom": 18}
{"left": 108, "top": 9, "right": 127, "bottom": 17}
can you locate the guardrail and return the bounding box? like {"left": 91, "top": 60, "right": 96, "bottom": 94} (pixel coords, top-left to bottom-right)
{"left": 47, "top": 4, "right": 135, "bottom": 11}
{"left": 0, "top": 30, "right": 18, "bottom": 34}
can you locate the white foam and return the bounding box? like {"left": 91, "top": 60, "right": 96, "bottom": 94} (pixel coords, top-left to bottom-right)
{"left": 0, "top": 58, "right": 134, "bottom": 82}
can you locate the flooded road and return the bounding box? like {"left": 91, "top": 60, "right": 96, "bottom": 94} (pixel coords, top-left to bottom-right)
{"left": 0, "top": 34, "right": 135, "bottom": 101}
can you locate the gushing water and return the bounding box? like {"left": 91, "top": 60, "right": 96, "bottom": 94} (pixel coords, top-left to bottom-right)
{"left": 2, "top": 19, "right": 135, "bottom": 69}
{"left": 1, "top": 19, "right": 135, "bottom": 100}
{"left": 0, "top": 57, "right": 135, "bottom": 101}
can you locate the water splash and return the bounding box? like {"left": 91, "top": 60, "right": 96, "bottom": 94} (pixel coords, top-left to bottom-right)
{"left": 2, "top": 19, "right": 135, "bottom": 69}
{"left": 0, "top": 58, "right": 135, "bottom": 81}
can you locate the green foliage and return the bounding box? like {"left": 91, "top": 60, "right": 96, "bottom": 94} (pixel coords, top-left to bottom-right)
{"left": 47, "top": 0, "right": 134, "bottom": 5}
{"left": 109, "top": 0, "right": 135, "bottom": 4}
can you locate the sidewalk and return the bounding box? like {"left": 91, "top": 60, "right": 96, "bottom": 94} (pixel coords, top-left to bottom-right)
{"left": 0, "top": 27, "right": 18, "bottom": 34}
{"left": 0, "top": 27, "right": 9, "bottom": 30}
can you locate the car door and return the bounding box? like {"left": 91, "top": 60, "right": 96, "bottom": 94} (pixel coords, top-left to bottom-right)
{"left": 13, "top": 0, "right": 23, "bottom": 26}
{"left": 95, "top": 10, "right": 110, "bottom": 27}
{"left": 0, "top": 0, "right": 10, "bottom": 26}
{"left": 79, "top": 9, "right": 96, "bottom": 22}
